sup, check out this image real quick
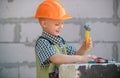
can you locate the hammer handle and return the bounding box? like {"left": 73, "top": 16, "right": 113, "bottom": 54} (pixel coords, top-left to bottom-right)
{"left": 85, "top": 30, "right": 90, "bottom": 51}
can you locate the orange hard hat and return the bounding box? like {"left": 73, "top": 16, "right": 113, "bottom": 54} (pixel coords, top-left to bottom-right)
{"left": 34, "top": 0, "right": 72, "bottom": 20}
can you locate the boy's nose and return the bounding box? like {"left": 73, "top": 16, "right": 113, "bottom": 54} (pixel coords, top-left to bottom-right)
{"left": 59, "top": 24, "right": 63, "bottom": 29}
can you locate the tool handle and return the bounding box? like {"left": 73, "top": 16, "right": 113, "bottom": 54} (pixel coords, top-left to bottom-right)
{"left": 85, "top": 30, "right": 90, "bottom": 51}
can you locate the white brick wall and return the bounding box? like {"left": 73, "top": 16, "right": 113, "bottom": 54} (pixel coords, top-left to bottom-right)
{"left": 118, "top": 0, "right": 120, "bottom": 17}
{"left": 61, "top": 24, "right": 80, "bottom": 42}
{"left": 0, "top": 66, "right": 36, "bottom": 78}
{"left": 0, "top": 24, "right": 15, "bottom": 42}
{"left": 0, "top": 0, "right": 120, "bottom": 78}
{"left": 88, "top": 43, "right": 113, "bottom": 60}
{"left": 20, "top": 23, "right": 42, "bottom": 42}
{"left": 60, "top": 0, "right": 113, "bottom": 18}
{"left": 0, "top": 44, "right": 35, "bottom": 63}
{"left": 0, "top": 0, "right": 40, "bottom": 18}
{"left": 90, "top": 22, "right": 120, "bottom": 41}
{"left": 118, "top": 43, "right": 120, "bottom": 61}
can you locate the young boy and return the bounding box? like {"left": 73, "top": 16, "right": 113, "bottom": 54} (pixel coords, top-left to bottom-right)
{"left": 34, "top": 0, "right": 96, "bottom": 78}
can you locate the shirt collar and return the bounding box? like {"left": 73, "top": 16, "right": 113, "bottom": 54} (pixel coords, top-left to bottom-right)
{"left": 42, "top": 31, "right": 62, "bottom": 44}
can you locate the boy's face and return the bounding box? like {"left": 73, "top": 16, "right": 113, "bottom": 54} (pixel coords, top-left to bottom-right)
{"left": 41, "top": 19, "right": 64, "bottom": 36}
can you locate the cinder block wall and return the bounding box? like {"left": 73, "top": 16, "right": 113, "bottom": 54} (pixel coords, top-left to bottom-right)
{"left": 0, "top": 0, "right": 120, "bottom": 78}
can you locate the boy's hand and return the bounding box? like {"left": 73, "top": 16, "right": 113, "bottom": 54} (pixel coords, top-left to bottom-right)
{"left": 79, "top": 55, "right": 97, "bottom": 63}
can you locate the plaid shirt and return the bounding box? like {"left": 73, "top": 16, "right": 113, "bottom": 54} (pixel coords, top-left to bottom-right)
{"left": 35, "top": 31, "right": 76, "bottom": 67}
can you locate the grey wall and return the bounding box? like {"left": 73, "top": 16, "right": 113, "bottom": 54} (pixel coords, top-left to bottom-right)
{"left": 0, "top": 0, "right": 120, "bottom": 78}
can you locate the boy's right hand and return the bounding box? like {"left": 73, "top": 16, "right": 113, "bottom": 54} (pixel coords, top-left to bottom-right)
{"left": 79, "top": 55, "right": 97, "bottom": 63}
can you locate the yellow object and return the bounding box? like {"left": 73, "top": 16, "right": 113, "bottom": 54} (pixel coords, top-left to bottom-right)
{"left": 85, "top": 30, "right": 90, "bottom": 51}
{"left": 34, "top": 0, "right": 72, "bottom": 20}
{"left": 84, "top": 25, "right": 91, "bottom": 51}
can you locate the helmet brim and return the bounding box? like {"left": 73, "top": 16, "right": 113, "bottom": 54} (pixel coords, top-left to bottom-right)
{"left": 35, "top": 14, "right": 72, "bottom": 20}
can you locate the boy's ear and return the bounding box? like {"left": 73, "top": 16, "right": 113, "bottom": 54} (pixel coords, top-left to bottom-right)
{"left": 40, "top": 20, "right": 47, "bottom": 28}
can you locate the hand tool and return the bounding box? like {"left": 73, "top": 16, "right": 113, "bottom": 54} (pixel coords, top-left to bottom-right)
{"left": 84, "top": 25, "right": 91, "bottom": 51}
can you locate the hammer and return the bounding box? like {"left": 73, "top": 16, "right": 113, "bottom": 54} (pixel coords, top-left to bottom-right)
{"left": 84, "top": 25, "right": 91, "bottom": 51}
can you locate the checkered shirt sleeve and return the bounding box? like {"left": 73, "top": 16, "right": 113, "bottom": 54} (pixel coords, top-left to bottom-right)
{"left": 35, "top": 38, "right": 56, "bottom": 66}
{"left": 66, "top": 43, "right": 77, "bottom": 55}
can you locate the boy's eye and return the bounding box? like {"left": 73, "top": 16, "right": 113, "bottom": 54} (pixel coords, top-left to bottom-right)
{"left": 55, "top": 23, "right": 63, "bottom": 26}
{"left": 55, "top": 23, "right": 59, "bottom": 26}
